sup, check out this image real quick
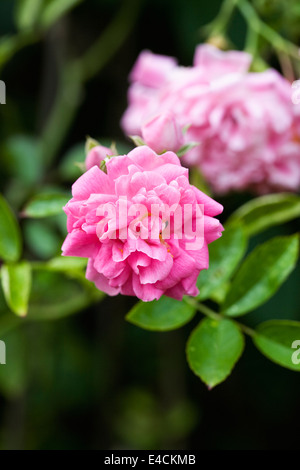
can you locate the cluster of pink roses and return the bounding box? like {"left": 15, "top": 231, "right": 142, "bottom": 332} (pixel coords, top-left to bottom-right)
{"left": 121, "top": 45, "right": 300, "bottom": 194}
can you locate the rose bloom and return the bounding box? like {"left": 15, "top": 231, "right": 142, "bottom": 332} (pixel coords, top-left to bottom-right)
{"left": 121, "top": 44, "right": 251, "bottom": 136}
{"left": 62, "top": 146, "right": 223, "bottom": 302}
{"left": 122, "top": 45, "right": 300, "bottom": 194}
{"left": 141, "top": 111, "right": 184, "bottom": 154}
{"left": 85, "top": 145, "right": 113, "bottom": 171}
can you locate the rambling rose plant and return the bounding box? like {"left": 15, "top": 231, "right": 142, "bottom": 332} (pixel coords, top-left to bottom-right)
{"left": 0, "top": 0, "right": 299, "bottom": 401}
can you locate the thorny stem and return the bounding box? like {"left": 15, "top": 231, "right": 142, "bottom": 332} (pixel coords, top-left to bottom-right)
{"left": 184, "top": 297, "right": 255, "bottom": 337}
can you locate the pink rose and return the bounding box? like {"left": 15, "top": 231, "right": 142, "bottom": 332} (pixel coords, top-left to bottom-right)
{"left": 193, "top": 43, "right": 252, "bottom": 79}
{"left": 183, "top": 70, "right": 300, "bottom": 194}
{"left": 129, "top": 49, "right": 178, "bottom": 88}
{"left": 121, "top": 50, "right": 178, "bottom": 135}
{"left": 85, "top": 145, "right": 114, "bottom": 171}
{"left": 62, "top": 146, "right": 223, "bottom": 302}
{"left": 141, "top": 112, "right": 184, "bottom": 154}
{"left": 122, "top": 45, "right": 300, "bottom": 194}
{"left": 121, "top": 44, "right": 251, "bottom": 137}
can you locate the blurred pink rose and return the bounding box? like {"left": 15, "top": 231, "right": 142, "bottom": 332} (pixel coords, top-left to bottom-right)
{"left": 120, "top": 50, "right": 177, "bottom": 135}
{"left": 141, "top": 111, "right": 184, "bottom": 154}
{"left": 121, "top": 45, "right": 250, "bottom": 137}
{"left": 181, "top": 70, "right": 300, "bottom": 194}
{"left": 122, "top": 45, "right": 300, "bottom": 194}
{"left": 62, "top": 146, "right": 223, "bottom": 301}
{"left": 193, "top": 43, "right": 252, "bottom": 78}
{"left": 129, "top": 49, "right": 177, "bottom": 88}
{"left": 85, "top": 145, "right": 114, "bottom": 171}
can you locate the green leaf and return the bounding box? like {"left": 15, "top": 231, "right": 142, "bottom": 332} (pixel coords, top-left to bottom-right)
{"left": 23, "top": 193, "right": 70, "bottom": 218}
{"left": 253, "top": 320, "right": 300, "bottom": 371}
{"left": 227, "top": 193, "right": 300, "bottom": 237}
{"left": 209, "top": 282, "right": 230, "bottom": 304}
{"left": 186, "top": 317, "right": 244, "bottom": 388}
{"left": 222, "top": 235, "right": 299, "bottom": 317}
{"left": 126, "top": 296, "right": 196, "bottom": 331}
{"left": 197, "top": 223, "right": 247, "bottom": 301}
{"left": 0, "top": 194, "right": 22, "bottom": 263}
{"left": 15, "top": 0, "right": 43, "bottom": 31}
{"left": 43, "top": 256, "right": 87, "bottom": 272}
{"left": 0, "top": 268, "right": 103, "bottom": 333}
{"left": 1, "top": 261, "right": 32, "bottom": 317}
{"left": 34, "top": 256, "right": 91, "bottom": 289}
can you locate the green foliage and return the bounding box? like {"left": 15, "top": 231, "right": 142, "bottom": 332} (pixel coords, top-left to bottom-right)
{"left": 15, "top": 0, "right": 43, "bottom": 31}
{"left": 186, "top": 317, "right": 244, "bottom": 388}
{"left": 23, "top": 193, "right": 70, "bottom": 218}
{"left": 253, "top": 320, "right": 300, "bottom": 371}
{"left": 0, "top": 194, "right": 22, "bottom": 263}
{"left": 222, "top": 235, "right": 299, "bottom": 317}
{"left": 123, "top": 219, "right": 299, "bottom": 385}
{"left": 1, "top": 262, "right": 32, "bottom": 317}
{"left": 254, "top": 0, "right": 300, "bottom": 43}
{"left": 126, "top": 296, "right": 196, "bottom": 331}
{"left": 42, "top": 256, "right": 87, "bottom": 272}
{"left": 197, "top": 222, "right": 247, "bottom": 301}
{"left": 228, "top": 193, "right": 300, "bottom": 236}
